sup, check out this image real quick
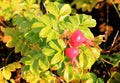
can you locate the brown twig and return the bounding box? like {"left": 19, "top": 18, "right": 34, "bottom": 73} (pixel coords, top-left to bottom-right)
{"left": 109, "top": 30, "right": 119, "bottom": 53}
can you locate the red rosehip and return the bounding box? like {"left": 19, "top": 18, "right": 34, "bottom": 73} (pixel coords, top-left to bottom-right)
{"left": 70, "top": 30, "right": 87, "bottom": 47}
{"left": 65, "top": 48, "right": 79, "bottom": 66}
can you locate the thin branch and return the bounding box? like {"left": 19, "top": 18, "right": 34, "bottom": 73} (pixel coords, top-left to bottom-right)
{"left": 109, "top": 30, "right": 119, "bottom": 53}
{"left": 5, "top": 50, "right": 14, "bottom": 66}
{"left": 101, "top": 58, "right": 114, "bottom": 66}
{"left": 112, "top": 1, "right": 120, "bottom": 18}
{"left": 101, "top": 59, "right": 111, "bottom": 76}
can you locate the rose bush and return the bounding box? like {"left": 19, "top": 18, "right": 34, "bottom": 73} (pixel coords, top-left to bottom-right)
{"left": 0, "top": 0, "right": 103, "bottom": 83}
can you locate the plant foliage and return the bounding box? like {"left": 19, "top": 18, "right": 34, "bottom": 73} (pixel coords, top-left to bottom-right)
{"left": 2, "top": 0, "right": 119, "bottom": 83}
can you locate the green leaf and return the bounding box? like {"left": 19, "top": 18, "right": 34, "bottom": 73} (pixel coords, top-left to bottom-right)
{"left": 68, "top": 14, "right": 80, "bottom": 26}
{"left": 60, "top": 4, "right": 71, "bottom": 16}
{"left": 24, "top": 31, "right": 39, "bottom": 44}
{"left": 49, "top": 40, "right": 61, "bottom": 51}
{"left": 20, "top": 20, "right": 30, "bottom": 31}
{"left": 51, "top": 52, "right": 63, "bottom": 65}
{"left": 12, "top": 15, "right": 25, "bottom": 26}
{"left": 73, "top": 68, "right": 83, "bottom": 80}
{"left": 64, "top": 65, "right": 73, "bottom": 82}
{"left": 48, "top": 14, "right": 57, "bottom": 25}
{"left": 3, "top": 68, "right": 11, "bottom": 80}
{"left": 21, "top": 65, "right": 30, "bottom": 73}
{"left": 22, "top": 70, "right": 36, "bottom": 82}
{"left": 81, "top": 19, "right": 96, "bottom": 28}
{"left": 42, "top": 47, "right": 56, "bottom": 56}
{"left": 5, "top": 28, "right": 17, "bottom": 38}
{"left": 20, "top": 56, "right": 32, "bottom": 65}
{"left": 15, "top": 40, "right": 23, "bottom": 53}
{"left": 46, "top": 2, "right": 59, "bottom": 17}
{"left": 107, "top": 72, "right": 120, "bottom": 83}
{"left": 84, "top": 47, "right": 100, "bottom": 69}
{"left": 86, "top": 73, "right": 97, "bottom": 83}
{"left": 47, "top": 30, "right": 59, "bottom": 42}
{"left": 31, "top": 22, "right": 45, "bottom": 28}
{"left": 39, "top": 26, "right": 51, "bottom": 38}
{"left": 57, "top": 39, "right": 66, "bottom": 50}
{"left": 38, "top": 54, "right": 50, "bottom": 70}
{"left": 65, "top": 22, "right": 75, "bottom": 32}
{"left": 39, "top": 15, "right": 52, "bottom": 27}
{"left": 30, "top": 33, "right": 39, "bottom": 44}
{"left": 96, "top": 78, "right": 104, "bottom": 83}
{"left": 57, "top": 62, "right": 65, "bottom": 76}
{"left": 21, "top": 44, "right": 29, "bottom": 55}
{"left": 79, "top": 52, "right": 88, "bottom": 68}
{"left": 40, "top": 71, "right": 56, "bottom": 83}
{"left": 79, "top": 14, "right": 96, "bottom": 28}
{"left": 30, "top": 60, "right": 39, "bottom": 74}
{"left": 79, "top": 27, "right": 94, "bottom": 39}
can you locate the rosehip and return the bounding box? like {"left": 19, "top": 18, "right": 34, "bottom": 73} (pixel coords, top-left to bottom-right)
{"left": 70, "top": 30, "right": 87, "bottom": 47}
{"left": 65, "top": 48, "right": 79, "bottom": 66}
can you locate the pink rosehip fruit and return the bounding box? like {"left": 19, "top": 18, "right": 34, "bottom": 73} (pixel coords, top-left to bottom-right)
{"left": 70, "top": 30, "right": 87, "bottom": 47}
{"left": 65, "top": 48, "right": 79, "bottom": 66}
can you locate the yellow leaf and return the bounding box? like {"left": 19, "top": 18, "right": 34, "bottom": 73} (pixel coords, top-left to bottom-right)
{"left": 0, "top": 26, "right": 6, "bottom": 32}
{"left": 2, "top": 36, "right": 12, "bottom": 43}
{"left": 3, "top": 68, "right": 11, "bottom": 80}
{"left": 0, "top": 70, "right": 4, "bottom": 81}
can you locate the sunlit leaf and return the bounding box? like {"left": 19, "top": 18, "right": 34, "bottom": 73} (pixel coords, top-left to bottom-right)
{"left": 49, "top": 40, "right": 61, "bottom": 51}
{"left": 81, "top": 18, "right": 96, "bottom": 28}
{"left": 3, "top": 68, "right": 11, "bottom": 80}
{"left": 0, "top": 70, "right": 4, "bottom": 81}
{"left": 86, "top": 73, "right": 97, "bottom": 83}
{"left": 57, "top": 39, "right": 66, "bottom": 50}
{"left": 47, "top": 30, "right": 59, "bottom": 42}
{"left": 60, "top": 4, "right": 71, "bottom": 16}
{"left": 31, "top": 22, "right": 45, "bottom": 28}
{"left": 84, "top": 47, "right": 100, "bottom": 69}
{"left": 2, "top": 36, "right": 12, "bottom": 43}
{"left": 6, "top": 64, "right": 16, "bottom": 72}
{"left": 64, "top": 65, "right": 73, "bottom": 82}
{"left": 30, "top": 60, "right": 39, "bottom": 74}
{"left": 22, "top": 70, "right": 36, "bottom": 82}
{"left": 73, "top": 68, "right": 83, "bottom": 80}
{"left": 12, "top": 62, "right": 21, "bottom": 69}
{"left": 68, "top": 15, "right": 80, "bottom": 26}
{"left": 42, "top": 47, "right": 56, "bottom": 56}
{"left": 79, "top": 14, "right": 96, "bottom": 28}
{"left": 10, "top": 79, "right": 15, "bottom": 83}
{"left": 6, "top": 39, "right": 18, "bottom": 48}
{"left": 79, "top": 27, "right": 94, "bottom": 39}
{"left": 79, "top": 52, "right": 88, "bottom": 68}
{"left": 39, "top": 15, "right": 52, "bottom": 27}
{"left": 46, "top": 2, "right": 59, "bottom": 17}
{"left": 39, "top": 26, "right": 51, "bottom": 38}
{"left": 51, "top": 52, "right": 64, "bottom": 65}
{"left": 40, "top": 71, "right": 56, "bottom": 83}
{"left": 38, "top": 54, "right": 50, "bottom": 70}
{"left": 20, "top": 56, "right": 32, "bottom": 65}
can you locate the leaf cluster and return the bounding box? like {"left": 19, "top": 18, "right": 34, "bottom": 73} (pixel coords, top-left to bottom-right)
{"left": 0, "top": 0, "right": 104, "bottom": 83}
